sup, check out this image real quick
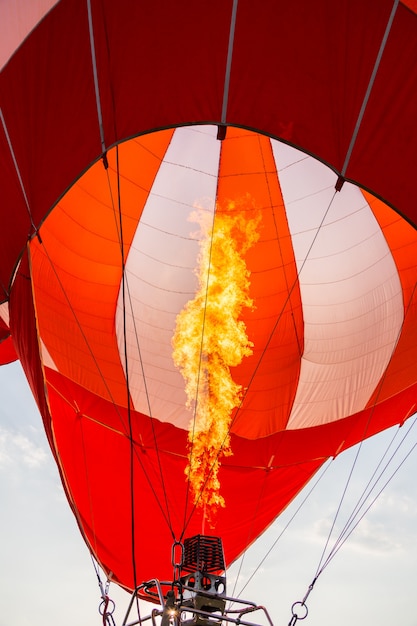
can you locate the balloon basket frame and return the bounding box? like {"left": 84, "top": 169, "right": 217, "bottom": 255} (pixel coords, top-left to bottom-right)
{"left": 120, "top": 535, "right": 274, "bottom": 626}
{"left": 120, "top": 578, "right": 274, "bottom": 626}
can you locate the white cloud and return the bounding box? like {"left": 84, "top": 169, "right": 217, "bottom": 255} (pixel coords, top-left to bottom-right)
{"left": 0, "top": 426, "right": 47, "bottom": 469}
{"left": 309, "top": 487, "right": 417, "bottom": 557}
{"left": 342, "top": 516, "right": 402, "bottom": 553}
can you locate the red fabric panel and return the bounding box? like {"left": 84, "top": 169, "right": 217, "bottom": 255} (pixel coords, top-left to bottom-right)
{"left": 0, "top": 336, "right": 17, "bottom": 365}
{"left": 8, "top": 251, "right": 54, "bottom": 445}
{"left": 227, "top": 1, "right": 399, "bottom": 171}
{"left": 45, "top": 368, "right": 324, "bottom": 587}
{"left": 0, "top": 127, "right": 30, "bottom": 302}
{"left": 92, "top": 0, "right": 231, "bottom": 142}
{"left": 346, "top": 2, "right": 417, "bottom": 217}
{"left": 0, "top": 316, "right": 9, "bottom": 340}
{"left": 0, "top": 0, "right": 99, "bottom": 301}
{"left": 43, "top": 356, "right": 417, "bottom": 590}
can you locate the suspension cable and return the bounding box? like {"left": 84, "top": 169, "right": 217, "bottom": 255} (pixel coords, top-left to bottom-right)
{"left": 282, "top": 416, "right": 417, "bottom": 626}
{"left": 316, "top": 416, "right": 417, "bottom": 578}
{"left": 229, "top": 138, "right": 309, "bottom": 600}
{"left": 124, "top": 275, "right": 174, "bottom": 536}
{"left": 313, "top": 278, "right": 417, "bottom": 577}
{"left": 339, "top": 0, "right": 399, "bottom": 180}
{"left": 91, "top": 555, "right": 116, "bottom": 626}
{"left": 232, "top": 459, "right": 332, "bottom": 602}
{"left": 104, "top": 142, "right": 177, "bottom": 535}
{"left": 114, "top": 143, "right": 139, "bottom": 591}
{"left": 228, "top": 467, "right": 271, "bottom": 602}
{"left": 328, "top": 417, "right": 417, "bottom": 559}
{"left": 32, "top": 156, "right": 177, "bottom": 550}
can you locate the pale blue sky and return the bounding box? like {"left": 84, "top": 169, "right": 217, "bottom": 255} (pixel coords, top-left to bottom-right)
{"left": 1, "top": 360, "right": 417, "bottom": 626}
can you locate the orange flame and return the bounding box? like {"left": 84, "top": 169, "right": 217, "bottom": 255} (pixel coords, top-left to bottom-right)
{"left": 172, "top": 196, "right": 260, "bottom": 518}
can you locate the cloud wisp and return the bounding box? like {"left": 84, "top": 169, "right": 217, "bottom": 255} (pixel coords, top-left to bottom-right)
{"left": 0, "top": 426, "right": 47, "bottom": 470}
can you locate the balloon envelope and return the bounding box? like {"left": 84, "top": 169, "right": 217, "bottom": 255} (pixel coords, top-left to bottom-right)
{"left": 2, "top": 0, "right": 417, "bottom": 594}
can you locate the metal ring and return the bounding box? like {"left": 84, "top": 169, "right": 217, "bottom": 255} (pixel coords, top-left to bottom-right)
{"left": 291, "top": 601, "right": 308, "bottom": 621}
{"left": 171, "top": 540, "right": 184, "bottom": 568}
{"left": 99, "top": 597, "right": 116, "bottom": 616}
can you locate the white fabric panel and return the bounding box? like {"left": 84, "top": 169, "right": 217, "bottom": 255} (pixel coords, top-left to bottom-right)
{"left": 116, "top": 126, "right": 220, "bottom": 427}
{"left": 0, "top": 0, "right": 59, "bottom": 69}
{"left": 0, "top": 302, "right": 10, "bottom": 326}
{"left": 40, "top": 340, "right": 58, "bottom": 371}
{"left": 272, "top": 142, "right": 404, "bottom": 429}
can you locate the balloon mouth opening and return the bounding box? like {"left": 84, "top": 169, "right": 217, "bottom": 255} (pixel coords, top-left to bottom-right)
{"left": 31, "top": 124, "right": 411, "bottom": 446}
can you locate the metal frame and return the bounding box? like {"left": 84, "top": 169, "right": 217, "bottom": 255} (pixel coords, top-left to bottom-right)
{"left": 121, "top": 580, "right": 274, "bottom": 626}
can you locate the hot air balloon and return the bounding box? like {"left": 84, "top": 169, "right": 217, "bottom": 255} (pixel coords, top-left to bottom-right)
{"left": 2, "top": 1, "right": 417, "bottom": 624}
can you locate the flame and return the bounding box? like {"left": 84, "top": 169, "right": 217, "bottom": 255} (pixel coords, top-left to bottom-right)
{"left": 172, "top": 196, "right": 260, "bottom": 518}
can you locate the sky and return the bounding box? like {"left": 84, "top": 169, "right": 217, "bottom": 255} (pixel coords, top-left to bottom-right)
{"left": 1, "top": 360, "right": 417, "bottom": 626}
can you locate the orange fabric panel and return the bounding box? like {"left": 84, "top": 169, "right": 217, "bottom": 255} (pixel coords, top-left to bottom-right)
{"left": 216, "top": 129, "right": 303, "bottom": 437}
{"left": 363, "top": 190, "right": 417, "bottom": 408}
{"left": 30, "top": 131, "right": 174, "bottom": 406}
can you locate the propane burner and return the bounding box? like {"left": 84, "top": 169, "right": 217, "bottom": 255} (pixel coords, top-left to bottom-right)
{"left": 180, "top": 535, "right": 226, "bottom": 596}
{"left": 179, "top": 536, "right": 226, "bottom": 626}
